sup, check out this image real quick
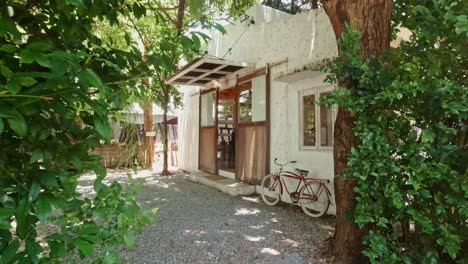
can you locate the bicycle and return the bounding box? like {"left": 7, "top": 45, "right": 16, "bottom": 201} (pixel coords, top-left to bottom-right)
{"left": 260, "top": 158, "right": 331, "bottom": 217}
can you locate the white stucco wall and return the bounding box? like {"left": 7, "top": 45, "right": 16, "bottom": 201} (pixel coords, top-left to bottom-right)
{"left": 208, "top": 6, "right": 337, "bottom": 78}
{"left": 270, "top": 74, "right": 336, "bottom": 214}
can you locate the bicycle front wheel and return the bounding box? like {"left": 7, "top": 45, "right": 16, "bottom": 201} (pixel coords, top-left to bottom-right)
{"left": 300, "top": 182, "right": 330, "bottom": 217}
{"left": 260, "top": 174, "right": 281, "bottom": 206}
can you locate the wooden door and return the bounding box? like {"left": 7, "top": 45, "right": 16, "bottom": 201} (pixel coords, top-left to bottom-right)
{"left": 199, "top": 89, "right": 218, "bottom": 174}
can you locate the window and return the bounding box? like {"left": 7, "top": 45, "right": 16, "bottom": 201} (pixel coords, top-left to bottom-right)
{"left": 200, "top": 91, "right": 216, "bottom": 126}
{"left": 238, "top": 77, "right": 266, "bottom": 123}
{"left": 299, "top": 87, "right": 336, "bottom": 150}
{"left": 303, "top": 94, "right": 316, "bottom": 146}
{"left": 239, "top": 86, "right": 252, "bottom": 122}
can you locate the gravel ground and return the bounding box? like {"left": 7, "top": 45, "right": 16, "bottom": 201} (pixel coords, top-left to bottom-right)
{"left": 83, "top": 170, "right": 334, "bottom": 264}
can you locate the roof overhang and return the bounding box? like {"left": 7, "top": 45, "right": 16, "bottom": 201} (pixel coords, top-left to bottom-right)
{"left": 166, "top": 56, "right": 254, "bottom": 86}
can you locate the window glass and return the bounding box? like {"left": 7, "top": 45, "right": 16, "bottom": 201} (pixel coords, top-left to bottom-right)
{"left": 238, "top": 77, "right": 266, "bottom": 123}
{"left": 251, "top": 77, "right": 266, "bottom": 122}
{"left": 320, "top": 92, "right": 333, "bottom": 146}
{"left": 303, "top": 94, "right": 316, "bottom": 146}
{"left": 239, "top": 82, "right": 252, "bottom": 123}
{"left": 200, "top": 91, "right": 215, "bottom": 126}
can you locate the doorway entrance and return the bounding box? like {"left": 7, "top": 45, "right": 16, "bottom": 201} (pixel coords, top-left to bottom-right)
{"left": 199, "top": 72, "right": 269, "bottom": 184}
{"left": 217, "top": 88, "right": 237, "bottom": 179}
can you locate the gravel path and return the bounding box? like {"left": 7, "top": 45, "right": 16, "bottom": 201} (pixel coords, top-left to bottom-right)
{"left": 98, "top": 171, "right": 334, "bottom": 264}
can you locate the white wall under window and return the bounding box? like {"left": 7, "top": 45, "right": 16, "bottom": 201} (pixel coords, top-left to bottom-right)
{"left": 270, "top": 73, "right": 337, "bottom": 215}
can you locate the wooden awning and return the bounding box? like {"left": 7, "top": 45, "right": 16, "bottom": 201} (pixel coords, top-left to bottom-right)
{"left": 166, "top": 56, "right": 253, "bottom": 86}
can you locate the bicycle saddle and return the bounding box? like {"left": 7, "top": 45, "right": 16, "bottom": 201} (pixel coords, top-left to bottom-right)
{"left": 295, "top": 168, "right": 309, "bottom": 175}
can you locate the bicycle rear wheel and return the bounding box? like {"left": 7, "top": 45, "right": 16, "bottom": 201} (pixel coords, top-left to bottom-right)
{"left": 300, "top": 182, "right": 330, "bottom": 217}
{"left": 260, "top": 175, "right": 281, "bottom": 206}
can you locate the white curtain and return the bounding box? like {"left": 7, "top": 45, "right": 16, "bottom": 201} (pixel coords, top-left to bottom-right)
{"left": 177, "top": 87, "right": 200, "bottom": 171}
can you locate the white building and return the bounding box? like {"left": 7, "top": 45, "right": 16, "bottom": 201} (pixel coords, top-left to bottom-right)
{"left": 169, "top": 4, "right": 338, "bottom": 214}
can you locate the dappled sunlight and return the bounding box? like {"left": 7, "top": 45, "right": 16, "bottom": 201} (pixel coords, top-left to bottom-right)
{"left": 272, "top": 230, "right": 283, "bottom": 234}
{"left": 184, "top": 230, "right": 207, "bottom": 236}
{"left": 282, "top": 238, "right": 299, "bottom": 247}
{"left": 269, "top": 217, "right": 279, "bottom": 223}
{"left": 249, "top": 225, "right": 264, "bottom": 230}
{"left": 241, "top": 196, "right": 261, "bottom": 203}
{"left": 261, "top": 247, "right": 281, "bottom": 256}
{"left": 235, "top": 208, "right": 261, "bottom": 216}
{"left": 217, "top": 229, "right": 235, "bottom": 234}
{"left": 319, "top": 224, "right": 334, "bottom": 232}
{"left": 245, "top": 235, "right": 265, "bottom": 242}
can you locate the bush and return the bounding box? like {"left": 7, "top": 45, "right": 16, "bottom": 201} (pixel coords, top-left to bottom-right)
{"left": 323, "top": 1, "right": 467, "bottom": 262}
{"left": 0, "top": 1, "right": 153, "bottom": 262}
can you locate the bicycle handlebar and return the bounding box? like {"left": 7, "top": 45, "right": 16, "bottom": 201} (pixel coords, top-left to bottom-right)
{"left": 274, "top": 158, "right": 297, "bottom": 168}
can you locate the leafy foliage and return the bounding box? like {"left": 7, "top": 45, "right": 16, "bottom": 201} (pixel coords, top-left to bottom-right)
{"left": 0, "top": 1, "right": 156, "bottom": 262}
{"left": 322, "top": 1, "right": 467, "bottom": 262}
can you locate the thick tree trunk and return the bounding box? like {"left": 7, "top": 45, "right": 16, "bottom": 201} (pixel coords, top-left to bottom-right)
{"left": 141, "top": 102, "right": 154, "bottom": 169}
{"left": 321, "top": 0, "right": 393, "bottom": 263}
{"left": 332, "top": 106, "right": 364, "bottom": 263}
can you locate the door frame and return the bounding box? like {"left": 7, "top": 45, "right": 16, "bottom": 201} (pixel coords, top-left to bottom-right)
{"left": 233, "top": 66, "right": 271, "bottom": 182}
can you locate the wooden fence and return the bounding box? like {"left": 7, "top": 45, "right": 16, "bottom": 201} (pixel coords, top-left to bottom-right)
{"left": 93, "top": 144, "right": 145, "bottom": 168}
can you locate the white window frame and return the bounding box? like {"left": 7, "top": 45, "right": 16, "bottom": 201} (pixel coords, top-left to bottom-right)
{"left": 299, "top": 85, "right": 337, "bottom": 151}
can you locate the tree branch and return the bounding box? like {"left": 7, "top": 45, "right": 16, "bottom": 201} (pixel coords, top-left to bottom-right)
{"left": 176, "top": 0, "right": 187, "bottom": 34}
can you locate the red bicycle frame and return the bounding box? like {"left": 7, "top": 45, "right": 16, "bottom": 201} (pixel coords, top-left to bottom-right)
{"left": 272, "top": 170, "right": 331, "bottom": 202}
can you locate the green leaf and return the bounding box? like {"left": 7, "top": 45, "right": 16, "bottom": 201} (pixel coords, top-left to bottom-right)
{"left": 213, "top": 22, "right": 227, "bottom": 34}
{"left": 1, "top": 239, "right": 19, "bottom": 264}
{"left": 93, "top": 117, "right": 111, "bottom": 140}
{"left": 74, "top": 239, "right": 94, "bottom": 256}
{"left": 421, "top": 129, "right": 434, "bottom": 143}
{"left": 66, "top": 0, "right": 83, "bottom": 7}
{"left": 28, "top": 181, "right": 41, "bottom": 202}
{"left": 191, "top": 34, "right": 201, "bottom": 50}
{"left": 19, "top": 49, "right": 41, "bottom": 64}
{"left": 15, "top": 198, "right": 33, "bottom": 239}
{"left": 36, "top": 55, "right": 52, "bottom": 68}
{"left": 25, "top": 239, "right": 42, "bottom": 261}
{"left": 0, "top": 44, "right": 17, "bottom": 53}
{"left": 30, "top": 149, "right": 44, "bottom": 164}
{"left": 0, "top": 64, "right": 12, "bottom": 78}
{"left": 7, "top": 114, "right": 28, "bottom": 137}
{"left": 78, "top": 68, "right": 103, "bottom": 88}
{"left": 180, "top": 35, "right": 193, "bottom": 50}
{"left": 0, "top": 219, "right": 11, "bottom": 229}
{"left": 48, "top": 240, "right": 66, "bottom": 258}
{"left": 27, "top": 41, "right": 52, "bottom": 52}
{"left": 0, "top": 119, "right": 4, "bottom": 135}
{"left": 0, "top": 207, "right": 14, "bottom": 219}
{"left": 39, "top": 173, "right": 58, "bottom": 188}
{"left": 35, "top": 195, "right": 52, "bottom": 221}
{"left": 123, "top": 232, "right": 136, "bottom": 249}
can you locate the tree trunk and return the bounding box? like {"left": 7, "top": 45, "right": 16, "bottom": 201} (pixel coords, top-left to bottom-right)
{"left": 321, "top": 0, "right": 393, "bottom": 263}
{"left": 141, "top": 102, "right": 154, "bottom": 169}
{"left": 160, "top": 91, "right": 171, "bottom": 176}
